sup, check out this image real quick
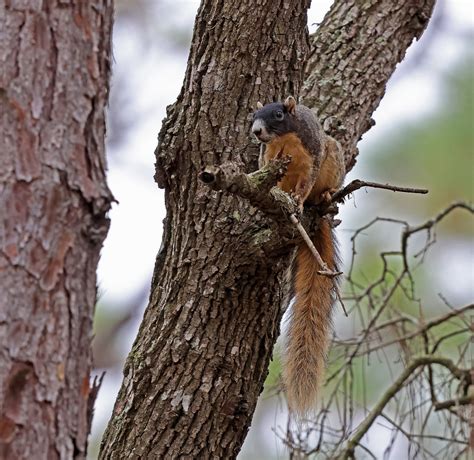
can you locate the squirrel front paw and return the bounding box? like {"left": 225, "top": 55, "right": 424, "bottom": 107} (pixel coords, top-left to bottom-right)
{"left": 320, "top": 188, "right": 338, "bottom": 204}
{"left": 290, "top": 192, "right": 304, "bottom": 211}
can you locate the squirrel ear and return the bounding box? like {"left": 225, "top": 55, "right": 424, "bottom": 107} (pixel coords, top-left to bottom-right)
{"left": 284, "top": 96, "right": 296, "bottom": 114}
{"left": 256, "top": 101, "right": 264, "bottom": 110}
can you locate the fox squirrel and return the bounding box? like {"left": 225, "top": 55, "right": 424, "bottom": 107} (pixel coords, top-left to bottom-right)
{"left": 252, "top": 96, "right": 346, "bottom": 415}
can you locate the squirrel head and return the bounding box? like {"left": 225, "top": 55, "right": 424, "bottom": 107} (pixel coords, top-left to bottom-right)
{"left": 251, "top": 96, "right": 297, "bottom": 143}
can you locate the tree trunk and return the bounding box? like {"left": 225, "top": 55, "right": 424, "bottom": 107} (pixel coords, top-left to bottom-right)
{"left": 1, "top": 2, "right": 113, "bottom": 459}
{"left": 100, "top": 0, "right": 435, "bottom": 458}
{"left": 302, "top": 0, "right": 436, "bottom": 171}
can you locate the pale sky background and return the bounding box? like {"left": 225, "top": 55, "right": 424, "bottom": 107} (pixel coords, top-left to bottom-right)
{"left": 91, "top": 1, "right": 474, "bottom": 458}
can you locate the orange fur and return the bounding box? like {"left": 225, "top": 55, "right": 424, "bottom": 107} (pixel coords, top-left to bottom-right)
{"left": 308, "top": 135, "right": 345, "bottom": 204}
{"left": 264, "top": 133, "right": 314, "bottom": 204}
{"left": 284, "top": 220, "right": 337, "bottom": 415}
{"left": 263, "top": 132, "right": 345, "bottom": 415}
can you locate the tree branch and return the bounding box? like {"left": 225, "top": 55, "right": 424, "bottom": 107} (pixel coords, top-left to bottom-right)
{"left": 198, "top": 158, "right": 296, "bottom": 220}
{"left": 302, "top": 0, "right": 436, "bottom": 171}
{"left": 349, "top": 303, "right": 474, "bottom": 356}
{"left": 338, "top": 356, "right": 471, "bottom": 459}
{"left": 198, "top": 162, "right": 348, "bottom": 298}
{"left": 434, "top": 395, "right": 474, "bottom": 412}
{"left": 330, "top": 179, "right": 428, "bottom": 204}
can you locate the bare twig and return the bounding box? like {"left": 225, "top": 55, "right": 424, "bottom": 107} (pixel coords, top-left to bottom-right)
{"left": 289, "top": 214, "right": 341, "bottom": 278}
{"left": 338, "top": 356, "right": 471, "bottom": 459}
{"left": 289, "top": 213, "right": 348, "bottom": 317}
{"left": 401, "top": 201, "right": 474, "bottom": 272}
{"left": 351, "top": 304, "right": 474, "bottom": 357}
{"left": 87, "top": 372, "right": 105, "bottom": 436}
{"left": 285, "top": 203, "right": 472, "bottom": 459}
{"left": 434, "top": 395, "right": 474, "bottom": 412}
{"left": 330, "top": 179, "right": 428, "bottom": 204}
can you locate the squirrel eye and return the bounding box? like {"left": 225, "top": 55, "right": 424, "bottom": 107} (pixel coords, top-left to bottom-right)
{"left": 275, "top": 110, "right": 284, "bottom": 120}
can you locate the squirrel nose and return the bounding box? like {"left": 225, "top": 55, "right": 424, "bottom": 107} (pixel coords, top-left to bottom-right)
{"left": 252, "top": 119, "right": 266, "bottom": 138}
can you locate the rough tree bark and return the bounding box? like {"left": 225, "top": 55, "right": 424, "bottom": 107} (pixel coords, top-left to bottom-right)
{"left": 1, "top": 1, "right": 113, "bottom": 459}
{"left": 301, "top": 0, "right": 436, "bottom": 170}
{"left": 101, "top": 0, "right": 435, "bottom": 458}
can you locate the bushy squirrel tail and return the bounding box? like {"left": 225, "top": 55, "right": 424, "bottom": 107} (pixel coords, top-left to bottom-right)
{"left": 283, "top": 219, "right": 338, "bottom": 416}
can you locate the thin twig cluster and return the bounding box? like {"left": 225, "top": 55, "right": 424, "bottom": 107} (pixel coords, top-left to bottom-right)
{"left": 279, "top": 202, "right": 473, "bottom": 459}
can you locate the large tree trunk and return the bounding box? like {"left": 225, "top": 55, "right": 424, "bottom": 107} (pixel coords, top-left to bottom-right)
{"left": 302, "top": 0, "right": 436, "bottom": 170}
{"left": 1, "top": 2, "right": 113, "bottom": 458}
{"left": 100, "top": 0, "right": 435, "bottom": 458}
{"left": 100, "top": 2, "right": 310, "bottom": 458}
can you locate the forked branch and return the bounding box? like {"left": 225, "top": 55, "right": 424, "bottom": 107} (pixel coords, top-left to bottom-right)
{"left": 339, "top": 356, "right": 471, "bottom": 459}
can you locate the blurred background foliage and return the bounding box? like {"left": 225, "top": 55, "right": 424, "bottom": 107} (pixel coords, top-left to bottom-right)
{"left": 369, "top": 59, "right": 473, "bottom": 220}
{"left": 89, "top": 1, "right": 473, "bottom": 458}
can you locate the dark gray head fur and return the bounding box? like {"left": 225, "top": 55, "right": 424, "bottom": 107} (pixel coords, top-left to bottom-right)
{"left": 251, "top": 98, "right": 323, "bottom": 159}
